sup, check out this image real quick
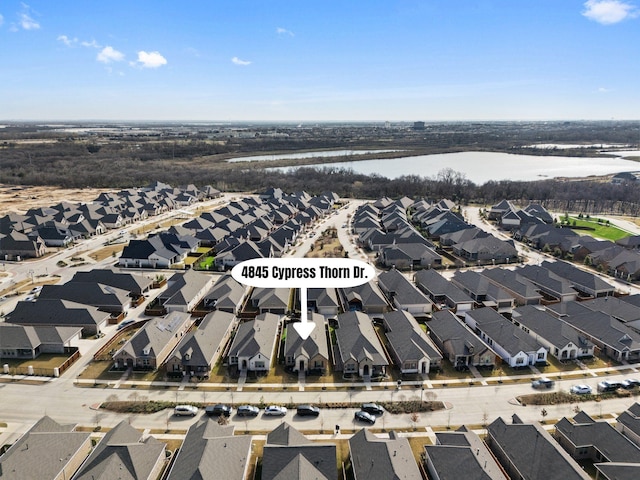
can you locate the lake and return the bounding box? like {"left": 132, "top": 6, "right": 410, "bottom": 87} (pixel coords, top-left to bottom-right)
{"left": 227, "top": 149, "right": 401, "bottom": 162}
{"left": 270, "top": 151, "right": 640, "bottom": 184}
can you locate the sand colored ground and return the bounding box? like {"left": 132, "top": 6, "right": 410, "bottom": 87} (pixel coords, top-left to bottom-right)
{"left": 0, "top": 184, "right": 109, "bottom": 215}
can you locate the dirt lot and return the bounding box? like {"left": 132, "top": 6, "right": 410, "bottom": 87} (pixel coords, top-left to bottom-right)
{"left": 0, "top": 184, "right": 110, "bottom": 215}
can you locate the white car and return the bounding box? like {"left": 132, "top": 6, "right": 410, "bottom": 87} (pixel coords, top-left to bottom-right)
{"left": 174, "top": 405, "right": 198, "bottom": 416}
{"left": 570, "top": 384, "right": 592, "bottom": 395}
{"left": 264, "top": 405, "right": 288, "bottom": 416}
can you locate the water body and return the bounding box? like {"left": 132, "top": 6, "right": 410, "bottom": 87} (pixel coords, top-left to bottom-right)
{"left": 270, "top": 151, "right": 640, "bottom": 184}
{"left": 227, "top": 149, "right": 401, "bottom": 162}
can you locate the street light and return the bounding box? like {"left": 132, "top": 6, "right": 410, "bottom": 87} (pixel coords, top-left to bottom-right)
{"left": 28, "top": 269, "right": 34, "bottom": 284}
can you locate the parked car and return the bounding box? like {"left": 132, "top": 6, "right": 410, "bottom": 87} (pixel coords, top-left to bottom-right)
{"left": 205, "top": 404, "right": 232, "bottom": 417}
{"left": 296, "top": 405, "right": 320, "bottom": 417}
{"left": 354, "top": 410, "right": 376, "bottom": 424}
{"left": 622, "top": 378, "right": 640, "bottom": 388}
{"left": 174, "top": 405, "right": 198, "bottom": 416}
{"left": 29, "top": 286, "right": 42, "bottom": 295}
{"left": 24, "top": 294, "right": 37, "bottom": 302}
{"left": 117, "top": 319, "right": 135, "bottom": 330}
{"left": 531, "top": 377, "right": 555, "bottom": 389}
{"left": 264, "top": 405, "right": 288, "bottom": 416}
{"left": 597, "top": 380, "right": 623, "bottom": 393}
{"left": 361, "top": 403, "right": 384, "bottom": 415}
{"left": 236, "top": 405, "right": 260, "bottom": 417}
{"left": 570, "top": 385, "right": 592, "bottom": 395}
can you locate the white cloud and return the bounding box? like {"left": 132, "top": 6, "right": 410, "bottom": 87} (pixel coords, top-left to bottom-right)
{"left": 276, "top": 27, "right": 294, "bottom": 37}
{"left": 81, "top": 39, "right": 100, "bottom": 48}
{"left": 97, "top": 46, "right": 125, "bottom": 64}
{"left": 598, "top": 87, "right": 613, "bottom": 92}
{"left": 232, "top": 56, "right": 251, "bottom": 66}
{"left": 18, "top": 4, "right": 40, "bottom": 30}
{"left": 135, "top": 51, "right": 167, "bottom": 68}
{"left": 582, "top": 0, "right": 639, "bottom": 24}
{"left": 57, "top": 34, "right": 73, "bottom": 46}
{"left": 0, "top": 14, "right": 4, "bottom": 26}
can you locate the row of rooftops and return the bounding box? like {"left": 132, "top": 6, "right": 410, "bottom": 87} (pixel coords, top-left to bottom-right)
{"left": 0, "top": 181, "right": 222, "bottom": 259}
{"left": 6, "top": 402, "right": 640, "bottom": 480}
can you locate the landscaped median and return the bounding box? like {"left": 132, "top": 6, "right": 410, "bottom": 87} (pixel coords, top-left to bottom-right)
{"left": 99, "top": 399, "right": 446, "bottom": 415}
{"left": 516, "top": 388, "right": 634, "bottom": 406}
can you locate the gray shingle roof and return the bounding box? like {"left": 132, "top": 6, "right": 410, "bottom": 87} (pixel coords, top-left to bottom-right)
{"left": 414, "top": 269, "right": 474, "bottom": 306}
{"left": 555, "top": 412, "right": 640, "bottom": 463}
{"left": 335, "top": 311, "right": 388, "bottom": 367}
{"left": 0, "top": 416, "right": 91, "bottom": 480}
{"left": 72, "top": 420, "right": 165, "bottom": 480}
{"left": 262, "top": 423, "right": 336, "bottom": 480}
{"left": 513, "top": 305, "right": 592, "bottom": 351}
{"left": 284, "top": 313, "right": 329, "bottom": 362}
{"left": 383, "top": 310, "right": 442, "bottom": 364}
{"left": 167, "top": 419, "right": 251, "bottom": 480}
{"left": 349, "top": 429, "right": 421, "bottom": 480}
{"left": 228, "top": 312, "right": 280, "bottom": 360}
{"left": 377, "top": 269, "right": 433, "bottom": 308}
{"left": 487, "top": 417, "right": 590, "bottom": 480}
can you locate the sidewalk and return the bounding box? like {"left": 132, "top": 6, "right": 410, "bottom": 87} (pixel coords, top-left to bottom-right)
{"left": 70, "top": 361, "right": 638, "bottom": 392}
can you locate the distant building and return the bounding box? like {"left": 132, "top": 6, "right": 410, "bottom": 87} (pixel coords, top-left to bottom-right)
{"left": 413, "top": 121, "right": 426, "bottom": 130}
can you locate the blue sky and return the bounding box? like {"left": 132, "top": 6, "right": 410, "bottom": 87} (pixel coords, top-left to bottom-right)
{"left": 1, "top": 1, "right": 639, "bottom": 121}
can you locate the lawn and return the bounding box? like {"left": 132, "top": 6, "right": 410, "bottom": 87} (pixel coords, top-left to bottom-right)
{"left": 567, "top": 216, "right": 630, "bottom": 241}
{"left": 430, "top": 360, "right": 475, "bottom": 380}
{"left": 197, "top": 255, "right": 215, "bottom": 270}
{"left": 88, "top": 244, "right": 125, "bottom": 262}
{"left": 1, "top": 353, "right": 73, "bottom": 373}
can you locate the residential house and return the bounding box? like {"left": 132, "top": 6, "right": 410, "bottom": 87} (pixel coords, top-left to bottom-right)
{"left": 512, "top": 305, "right": 594, "bottom": 361}
{"left": 166, "top": 419, "right": 251, "bottom": 480}
{"left": 451, "top": 270, "right": 515, "bottom": 313}
{"left": 38, "top": 282, "right": 130, "bottom": 315}
{"left": 334, "top": 311, "right": 389, "bottom": 378}
{"left": 414, "top": 269, "right": 474, "bottom": 314}
{"left": 0, "top": 416, "right": 92, "bottom": 480}
{"left": 518, "top": 264, "right": 579, "bottom": 303}
{"left": 480, "top": 268, "right": 543, "bottom": 306}
{"left": 428, "top": 311, "right": 497, "bottom": 369}
{"left": 377, "top": 268, "right": 433, "bottom": 316}
{"left": 543, "top": 260, "right": 615, "bottom": 298}
{"left": 464, "top": 308, "right": 548, "bottom": 367}
{"left": 306, "top": 288, "right": 340, "bottom": 316}
{"left": 227, "top": 312, "right": 281, "bottom": 372}
{"left": 0, "top": 323, "right": 81, "bottom": 360}
{"left": 201, "top": 273, "right": 247, "bottom": 314}
{"left": 284, "top": 313, "right": 330, "bottom": 374}
{"left": 6, "top": 299, "right": 111, "bottom": 336}
{"left": 424, "top": 427, "right": 509, "bottom": 480}
{"left": 378, "top": 243, "right": 442, "bottom": 269}
{"left": 119, "top": 232, "right": 199, "bottom": 268}
{"left": 557, "top": 310, "right": 640, "bottom": 362}
{"left": 340, "top": 282, "right": 390, "bottom": 314}
{"left": 382, "top": 310, "right": 442, "bottom": 374}
{"left": 485, "top": 416, "right": 591, "bottom": 480}
{"left": 70, "top": 269, "right": 154, "bottom": 297}
{"left": 157, "top": 269, "right": 215, "bottom": 313}
{"left": 349, "top": 429, "right": 421, "bottom": 480}
{"left": 452, "top": 236, "right": 519, "bottom": 264}
{"left": 72, "top": 420, "right": 166, "bottom": 480}
{"left": 616, "top": 403, "right": 640, "bottom": 448}
{"left": 577, "top": 296, "right": 640, "bottom": 331}
{"left": 250, "top": 287, "right": 290, "bottom": 315}
{"left": 555, "top": 411, "right": 640, "bottom": 465}
{"left": 113, "top": 311, "right": 194, "bottom": 370}
{"left": 261, "top": 423, "right": 337, "bottom": 480}
{"left": 165, "top": 310, "right": 237, "bottom": 378}
{"left": 0, "top": 229, "right": 46, "bottom": 259}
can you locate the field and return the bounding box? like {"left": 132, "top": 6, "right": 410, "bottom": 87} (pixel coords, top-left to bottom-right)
{"left": 568, "top": 216, "right": 631, "bottom": 241}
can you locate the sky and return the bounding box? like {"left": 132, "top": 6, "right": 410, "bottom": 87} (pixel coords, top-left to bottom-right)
{"left": 1, "top": 0, "right": 639, "bottom": 122}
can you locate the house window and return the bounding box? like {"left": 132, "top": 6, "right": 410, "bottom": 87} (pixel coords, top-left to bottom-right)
{"left": 537, "top": 352, "right": 545, "bottom": 360}
{"left": 516, "top": 357, "right": 524, "bottom": 365}
{"left": 582, "top": 348, "right": 589, "bottom": 354}
{"left": 254, "top": 361, "right": 265, "bottom": 369}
